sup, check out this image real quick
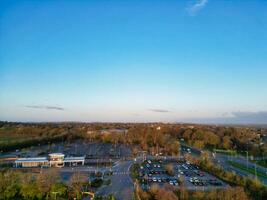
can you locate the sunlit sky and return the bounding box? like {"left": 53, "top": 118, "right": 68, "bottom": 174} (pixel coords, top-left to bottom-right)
{"left": 1, "top": 0, "right": 267, "bottom": 123}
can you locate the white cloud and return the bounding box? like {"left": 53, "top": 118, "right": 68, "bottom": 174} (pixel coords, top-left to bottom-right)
{"left": 25, "top": 105, "right": 65, "bottom": 111}
{"left": 148, "top": 109, "right": 171, "bottom": 113}
{"left": 181, "top": 111, "right": 267, "bottom": 124}
{"left": 187, "top": 0, "right": 209, "bottom": 16}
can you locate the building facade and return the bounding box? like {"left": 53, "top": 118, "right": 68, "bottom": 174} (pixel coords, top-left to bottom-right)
{"left": 15, "top": 153, "right": 85, "bottom": 168}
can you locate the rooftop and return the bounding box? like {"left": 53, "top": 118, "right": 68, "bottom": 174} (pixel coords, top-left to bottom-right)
{"left": 48, "top": 153, "right": 65, "bottom": 157}
{"left": 15, "top": 157, "right": 48, "bottom": 163}
{"left": 64, "top": 156, "right": 85, "bottom": 162}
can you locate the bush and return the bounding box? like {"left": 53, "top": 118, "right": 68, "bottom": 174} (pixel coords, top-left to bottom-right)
{"left": 130, "top": 163, "right": 140, "bottom": 179}
{"left": 91, "top": 178, "right": 103, "bottom": 188}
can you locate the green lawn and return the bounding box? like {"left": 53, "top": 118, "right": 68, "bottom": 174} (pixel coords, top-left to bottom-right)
{"left": 0, "top": 127, "right": 34, "bottom": 144}
{"left": 0, "top": 134, "right": 30, "bottom": 144}
{"left": 227, "top": 160, "right": 267, "bottom": 179}
{"left": 214, "top": 149, "right": 237, "bottom": 156}
{"left": 254, "top": 160, "right": 267, "bottom": 168}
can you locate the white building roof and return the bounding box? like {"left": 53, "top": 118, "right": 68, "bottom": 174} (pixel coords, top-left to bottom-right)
{"left": 15, "top": 157, "right": 48, "bottom": 163}
{"left": 49, "top": 153, "right": 65, "bottom": 157}
{"left": 14, "top": 154, "right": 85, "bottom": 164}
{"left": 64, "top": 156, "right": 85, "bottom": 162}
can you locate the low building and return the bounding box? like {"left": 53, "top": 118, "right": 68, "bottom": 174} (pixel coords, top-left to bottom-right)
{"left": 15, "top": 157, "right": 49, "bottom": 168}
{"left": 64, "top": 156, "right": 85, "bottom": 166}
{"left": 49, "top": 153, "right": 65, "bottom": 167}
{"left": 15, "top": 153, "right": 85, "bottom": 168}
{"left": 100, "top": 128, "right": 128, "bottom": 135}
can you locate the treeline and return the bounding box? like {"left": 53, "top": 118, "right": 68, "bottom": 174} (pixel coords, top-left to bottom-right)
{"left": 88, "top": 124, "right": 266, "bottom": 157}
{"left": 179, "top": 126, "right": 266, "bottom": 156}
{"left": 136, "top": 183, "right": 249, "bottom": 200}
{"left": 1, "top": 122, "right": 266, "bottom": 156}
{"left": 1, "top": 133, "right": 68, "bottom": 152}
{"left": 125, "top": 124, "right": 265, "bottom": 156}
{"left": 0, "top": 169, "right": 91, "bottom": 200}
{"left": 85, "top": 125, "right": 181, "bottom": 156}
{"left": 0, "top": 123, "right": 85, "bottom": 152}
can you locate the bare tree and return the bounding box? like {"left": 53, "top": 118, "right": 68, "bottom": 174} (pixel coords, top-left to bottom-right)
{"left": 68, "top": 172, "right": 88, "bottom": 199}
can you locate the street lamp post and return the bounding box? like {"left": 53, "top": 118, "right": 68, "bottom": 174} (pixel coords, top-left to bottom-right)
{"left": 240, "top": 150, "right": 249, "bottom": 170}
{"left": 255, "top": 163, "right": 258, "bottom": 181}
{"left": 52, "top": 191, "right": 59, "bottom": 200}
{"left": 246, "top": 151, "right": 249, "bottom": 170}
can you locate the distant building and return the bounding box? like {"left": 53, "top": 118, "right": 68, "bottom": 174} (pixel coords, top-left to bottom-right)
{"left": 100, "top": 129, "right": 128, "bottom": 135}
{"left": 15, "top": 153, "right": 85, "bottom": 168}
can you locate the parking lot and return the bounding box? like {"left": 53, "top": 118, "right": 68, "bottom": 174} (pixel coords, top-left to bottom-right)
{"left": 139, "top": 159, "right": 179, "bottom": 190}
{"left": 138, "top": 158, "right": 228, "bottom": 191}
{"left": 1, "top": 140, "right": 132, "bottom": 159}
{"left": 176, "top": 161, "right": 227, "bottom": 190}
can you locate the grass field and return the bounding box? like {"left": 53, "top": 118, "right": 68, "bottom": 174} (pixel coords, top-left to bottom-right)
{"left": 0, "top": 130, "right": 40, "bottom": 144}
{"left": 0, "top": 134, "right": 32, "bottom": 144}
{"left": 0, "top": 126, "right": 67, "bottom": 152}
{"left": 214, "top": 149, "right": 237, "bottom": 156}
{"left": 253, "top": 160, "right": 267, "bottom": 168}
{"left": 227, "top": 160, "right": 267, "bottom": 179}
{"left": 0, "top": 127, "right": 28, "bottom": 143}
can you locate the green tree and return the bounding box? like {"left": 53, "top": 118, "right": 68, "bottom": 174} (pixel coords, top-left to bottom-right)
{"left": 50, "top": 183, "right": 67, "bottom": 199}
{"left": 0, "top": 170, "right": 21, "bottom": 200}
{"left": 20, "top": 183, "right": 40, "bottom": 200}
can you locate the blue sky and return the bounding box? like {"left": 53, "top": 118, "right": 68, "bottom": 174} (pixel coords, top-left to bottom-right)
{"left": 0, "top": 0, "right": 267, "bottom": 123}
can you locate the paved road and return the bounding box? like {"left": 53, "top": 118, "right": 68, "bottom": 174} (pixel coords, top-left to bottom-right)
{"left": 59, "top": 166, "right": 110, "bottom": 182}
{"left": 214, "top": 153, "right": 267, "bottom": 185}
{"left": 181, "top": 144, "right": 267, "bottom": 185}
{"left": 97, "top": 160, "right": 134, "bottom": 200}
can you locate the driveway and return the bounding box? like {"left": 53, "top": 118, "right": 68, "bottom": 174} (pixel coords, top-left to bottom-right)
{"left": 97, "top": 160, "right": 134, "bottom": 200}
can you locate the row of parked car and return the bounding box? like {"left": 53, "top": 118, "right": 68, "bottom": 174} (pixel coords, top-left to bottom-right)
{"left": 178, "top": 169, "right": 205, "bottom": 177}
{"left": 177, "top": 162, "right": 208, "bottom": 177}
{"left": 147, "top": 170, "right": 167, "bottom": 176}
{"left": 177, "top": 162, "right": 224, "bottom": 187}
{"left": 180, "top": 162, "right": 199, "bottom": 170}
{"left": 141, "top": 177, "right": 179, "bottom": 186}
{"left": 140, "top": 159, "right": 180, "bottom": 186}
{"left": 141, "top": 160, "right": 165, "bottom": 176}
{"left": 189, "top": 177, "right": 222, "bottom": 186}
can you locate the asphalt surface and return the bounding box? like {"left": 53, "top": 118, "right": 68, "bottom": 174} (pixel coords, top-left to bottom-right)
{"left": 139, "top": 158, "right": 228, "bottom": 192}
{"left": 181, "top": 144, "right": 267, "bottom": 185}
{"left": 214, "top": 153, "right": 267, "bottom": 185}
{"left": 4, "top": 141, "right": 131, "bottom": 159}
{"left": 97, "top": 160, "right": 134, "bottom": 200}
{"left": 60, "top": 166, "right": 109, "bottom": 182}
